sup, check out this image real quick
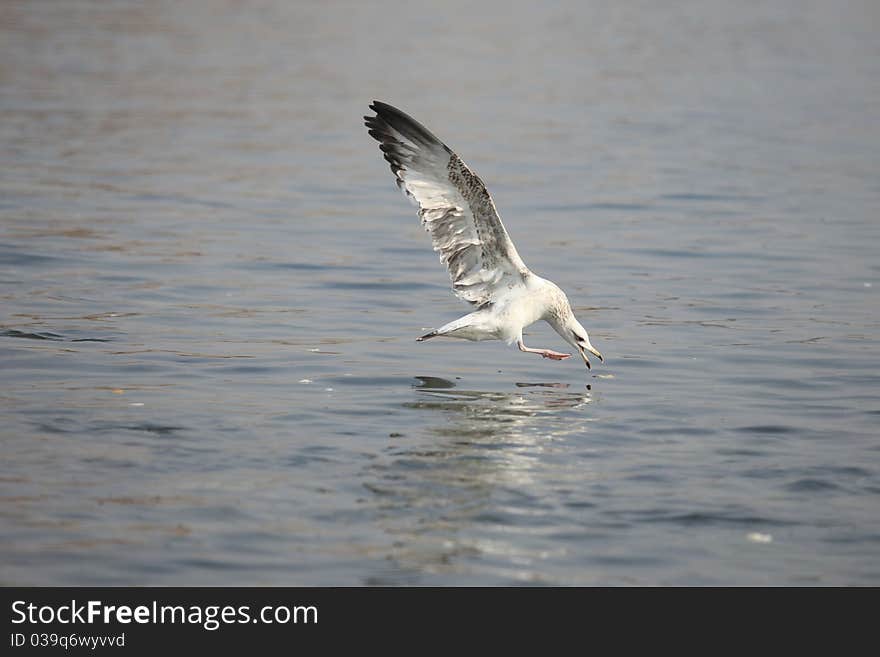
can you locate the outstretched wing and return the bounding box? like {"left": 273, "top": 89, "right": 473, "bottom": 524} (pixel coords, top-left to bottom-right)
{"left": 364, "top": 101, "right": 530, "bottom": 306}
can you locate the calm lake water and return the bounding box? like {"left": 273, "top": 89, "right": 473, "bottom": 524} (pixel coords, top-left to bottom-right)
{"left": 1, "top": 0, "right": 878, "bottom": 585}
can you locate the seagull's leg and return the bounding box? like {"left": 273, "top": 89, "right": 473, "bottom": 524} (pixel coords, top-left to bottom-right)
{"left": 517, "top": 339, "right": 571, "bottom": 361}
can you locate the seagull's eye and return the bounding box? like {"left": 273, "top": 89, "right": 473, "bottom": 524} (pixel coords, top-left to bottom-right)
{"left": 571, "top": 330, "right": 584, "bottom": 345}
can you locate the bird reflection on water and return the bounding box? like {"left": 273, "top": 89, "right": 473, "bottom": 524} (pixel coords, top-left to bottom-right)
{"left": 361, "top": 376, "right": 597, "bottom": 583}
{"left": 409, "top": 376, "right": 592, "bottom": 422}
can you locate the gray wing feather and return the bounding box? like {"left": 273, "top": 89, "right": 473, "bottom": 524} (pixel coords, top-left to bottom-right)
{"left": 365, "top": 101, "right": 529, "bottom": 305}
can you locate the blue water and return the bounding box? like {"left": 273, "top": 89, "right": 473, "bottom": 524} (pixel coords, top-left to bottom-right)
{"left": 1, "top": 0, "right": 878, "bottom": 585}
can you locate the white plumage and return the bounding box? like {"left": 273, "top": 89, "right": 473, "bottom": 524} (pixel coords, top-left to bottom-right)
{"left": 365, "top": 101, "right": 603, "bottom": 369}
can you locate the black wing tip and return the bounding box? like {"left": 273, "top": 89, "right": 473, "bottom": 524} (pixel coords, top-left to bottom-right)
{"left": 367, "top": 100, "right": 397, "bottom": 125}
{"left": 364, "top": 113, "right": 406, "bottom": 176}
{"left": 365, "top": 100, "right": 451, "bottom": 153}
{"left": 370, "top": 100, "right": 393, "bottom": 113}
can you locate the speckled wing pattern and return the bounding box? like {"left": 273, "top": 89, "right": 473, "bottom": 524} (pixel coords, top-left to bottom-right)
{"left": 364, "top": 101, "right": 529, "bottom": 306}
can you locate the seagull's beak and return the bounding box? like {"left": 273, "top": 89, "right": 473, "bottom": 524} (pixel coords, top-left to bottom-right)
{"left": 578, "top": 344, "right": 604, "bottom": 370}
{"left": 579, "top": 347, "right": 591, "bottom": 370}
{"left": 587, "top": 344, "right": 604, "bottom": 364}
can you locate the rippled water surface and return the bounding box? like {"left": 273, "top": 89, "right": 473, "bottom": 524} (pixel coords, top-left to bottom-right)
{"left": 2, "top": 0, "right": 879, "bottom": 585}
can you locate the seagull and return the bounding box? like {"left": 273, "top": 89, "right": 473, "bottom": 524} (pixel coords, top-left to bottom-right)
{"left": 364, "top": 101, "right": 604, "bottom": 369}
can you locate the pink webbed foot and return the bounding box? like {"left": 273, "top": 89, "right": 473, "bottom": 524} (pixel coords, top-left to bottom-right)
{"left": 540, "top": 350, "right": 571, "bottom": 360}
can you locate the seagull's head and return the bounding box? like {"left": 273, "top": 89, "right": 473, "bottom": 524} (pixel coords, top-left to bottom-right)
{"left": 542, "top": 280, "right": 604, "bottom": 369}
{"left": 559, "top": 314, "right": 604, "bottom": 370}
